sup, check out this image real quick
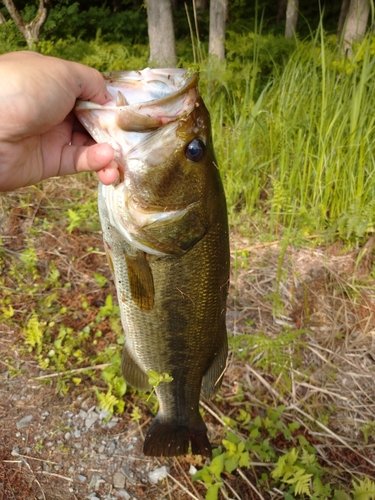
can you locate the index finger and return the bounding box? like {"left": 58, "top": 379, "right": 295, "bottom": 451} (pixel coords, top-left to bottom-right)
{"left": 65, "top": 58, "right": 110, "bottom": 105}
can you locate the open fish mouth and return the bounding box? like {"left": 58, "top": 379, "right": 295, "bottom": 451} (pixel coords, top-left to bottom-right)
{"left": 75, "top": 68, "right": 199, "bottom": 155}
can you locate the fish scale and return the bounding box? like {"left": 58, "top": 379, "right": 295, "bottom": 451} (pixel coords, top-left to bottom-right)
{"left": 75, "top": 68, "right": 229, "bottom": 457}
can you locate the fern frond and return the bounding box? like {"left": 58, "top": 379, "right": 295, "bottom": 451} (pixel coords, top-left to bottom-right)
{"left": 352, "top": 477, "right": 375, "bottom": 500}
{"left": 300, "top": 449, "right": 318, "bottom": 467}
{"left": 96, "top": 387, "right": 119, "bottom": 414}
{"left": 285, "top": 469, "right": 312, "bottom": 497}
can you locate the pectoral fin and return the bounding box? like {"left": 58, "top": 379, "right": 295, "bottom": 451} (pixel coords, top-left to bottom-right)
{"left": 125, "top": 251, "right": 155, "bottom": 311}
{"left": 122, "top": 344, "right": 151, "bottom": 391}
{"left": 201, "top": 334, "right": 228, "bottom": 399}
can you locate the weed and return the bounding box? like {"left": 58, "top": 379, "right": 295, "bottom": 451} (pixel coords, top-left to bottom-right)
{"left": 193, "top": 404, "right": 374, "bottom": 500}
{"left": 352, "top": 477, "right": 375, "bottom": 500}
{"left": 360, "top": 421, "right": 375, "bottom": 444}
{"left": 230, "top": 330, "right": 306, "bottom": 393}
{"left": 146, "top": 369, "right": 173, "bottom": 401}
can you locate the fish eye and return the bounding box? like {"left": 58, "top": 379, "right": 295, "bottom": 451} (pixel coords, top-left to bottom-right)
{"left": 185, "top": 139, "right": 205, "bottom": 162}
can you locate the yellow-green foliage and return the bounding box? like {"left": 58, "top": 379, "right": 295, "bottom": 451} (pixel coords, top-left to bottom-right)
{"left": 38, "top": 32, "right": 148, "bottom": 72}
{"left": 25, "top": 314, "right": 45, "bottom": 354}
{"left": 272, "top": 448, "right": 314, "bottom": 497}
{"left": 352, "top": 477, "right": 375, "bottom": 500}
{"left": 230, "top": 330, "right": 305, "bottom": 391}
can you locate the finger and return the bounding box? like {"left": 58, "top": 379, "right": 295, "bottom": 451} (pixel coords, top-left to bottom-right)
{"left": 96, "top": 165, "right": 121, "bottom": 185}
{"left": 60, "top": 142, "right": 118, "bottom": 177}
{"left": 67, "top": 60, "right": 110, "bottom": 104}
{"left": 70, "top": 130, "right": 96, "bottom": 147}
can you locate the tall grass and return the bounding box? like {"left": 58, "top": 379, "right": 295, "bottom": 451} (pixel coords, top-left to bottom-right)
{"left": 203, "top": 29, "right": 375, "bottom": 241}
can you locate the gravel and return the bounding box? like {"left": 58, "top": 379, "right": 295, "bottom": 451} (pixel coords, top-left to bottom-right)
{"left": 1, "top": 375, "right": 170, "bottom": 500}
{"left": 16, "top": 414, "right": 34, "bottom": 429}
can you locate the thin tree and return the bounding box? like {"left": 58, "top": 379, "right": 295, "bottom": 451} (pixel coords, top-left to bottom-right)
{"left": 146, "top": 0, "right": 177, "bottom": 67}
{"left": 341, "top": 0, "right": 371, "bottom": 55}
{"left": 338, "top": 0, "right": 351, "bottom": 39}
{"left": 2, "top": 0, "right": 49, "bottom": 49}
{"left": 209, "top": 0, "right": 227, "bottom": 61}
{"left": 276, "top": 0, "right": 288, "bottom": 24}
{"left": 285, "top": 0, "right": 299, "bottom": 38}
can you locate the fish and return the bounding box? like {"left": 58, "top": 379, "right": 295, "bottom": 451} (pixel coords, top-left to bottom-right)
{"left": 75, "top": 68, "right": 230, "bottom": 457}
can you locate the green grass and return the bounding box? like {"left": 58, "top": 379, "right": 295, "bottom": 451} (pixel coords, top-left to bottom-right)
{"left": 202, "top": 30, "right": 375, "bottom": 242}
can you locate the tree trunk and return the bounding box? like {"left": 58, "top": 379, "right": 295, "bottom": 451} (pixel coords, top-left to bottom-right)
{"left": 276, "top": 0, "right": 288, "bottom": 24}
{"left": 146, "top": 0, "right": 177, "bottom": 67}
{"left": 342, "top": 0, "right": 370, "bottom": 55}
{"left": 209, "top": 0, "right": 227, "bottom": 61}
{"left": 0, "top": 11, "right": 6, "bottom": 24}
{"left": 338, "top": 0, "right": 351, "bottom": 39}
{"left": 285, "top": 0, "right": 299, "bottom": 38}
{"left": 2, "top": 0, "right": 49, "bottom": 49}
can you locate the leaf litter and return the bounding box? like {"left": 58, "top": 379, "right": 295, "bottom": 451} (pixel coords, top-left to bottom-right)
{"left": 1, "top": 177, "right": 375, "bottom": 499}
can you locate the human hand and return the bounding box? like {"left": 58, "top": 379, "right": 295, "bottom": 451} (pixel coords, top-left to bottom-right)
{"left": 0, "top": 51, "right": 119, "bottom": 192}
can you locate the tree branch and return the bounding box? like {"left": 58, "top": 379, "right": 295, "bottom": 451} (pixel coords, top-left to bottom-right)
{"left": 2, "top": 0, "right": 49, "bottom": 48}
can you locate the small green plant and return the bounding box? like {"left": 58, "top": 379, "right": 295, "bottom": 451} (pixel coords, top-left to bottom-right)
{"left": 24, "top": 314, "right": 45, "bottom": 354}
{"left": 0, "top": 304, "right": 14, "bottom": 321}
{"left": 94, "top": 385, "right": 125, "bottom": 414}
{"left": 34, "top": 439, "right": 44, "bottom": 452}
{"left": 192, "top": 404, "right": 348, "bottom": 500}
{"left": 360, "top": 421, "right": 375, "bottom": 444}
{"left": 146, "top": 369, "right": 173, "bottom": 401}
{"left": 271, "top": 448, "right": 316, "bottom": 497}
{"left": 66, "top": 199, "right": 100, "bottom": 233}
{"left": 94, "top": 273, "right": 107, "bottom": 287}
{"left": 194, "top": 431, "right": 251, "bottom": 496}
{"left": 230, "top": 330, "right": 306, "bottom": 392}
{"left": 130, "top": 406, "right": 142, "bottom": 423}
{"left": 352, "top": 477, "right": 375, "bottom": 500}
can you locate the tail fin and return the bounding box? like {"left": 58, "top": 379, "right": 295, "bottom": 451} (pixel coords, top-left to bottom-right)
{"left": 143, "top": 417, "right": 212, "bottom": 457}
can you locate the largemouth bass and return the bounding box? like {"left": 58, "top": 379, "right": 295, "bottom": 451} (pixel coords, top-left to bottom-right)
{"left": 75, "top": 68, "right": 229, "bottom": 457}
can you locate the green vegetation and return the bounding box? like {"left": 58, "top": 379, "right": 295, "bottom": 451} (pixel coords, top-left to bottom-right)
{"left": 201, "top": 29, "right": 375, "bottom": 242}
{"left": 193, "top": 406, "right": 341, "bottom": 499}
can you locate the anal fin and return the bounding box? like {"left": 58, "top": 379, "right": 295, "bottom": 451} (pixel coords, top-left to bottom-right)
{"left": 122, "top": 344, "right": 151, "bottom": 391}
{"left": 201, "top": 334, "right": 228, "bottom": 399}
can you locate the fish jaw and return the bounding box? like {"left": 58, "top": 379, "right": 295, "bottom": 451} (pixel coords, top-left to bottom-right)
{"left": 98, "top": 181, "right": 189, "bottom": 256}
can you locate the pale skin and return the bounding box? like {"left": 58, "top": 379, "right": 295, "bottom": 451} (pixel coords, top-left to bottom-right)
{"left": 0, "top": 51, "right": 119, "bottom": 192}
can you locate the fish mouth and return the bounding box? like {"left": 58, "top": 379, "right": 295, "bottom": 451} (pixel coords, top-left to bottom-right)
{"left": 75, "top": 69, "right": 199, "bottom": 133}
{"left": 103, "top": 68, "right": 199, "bottom": 107}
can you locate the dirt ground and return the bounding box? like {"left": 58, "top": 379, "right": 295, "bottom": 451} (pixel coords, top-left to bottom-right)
{"left": 1, "top": 179, "right": 375, "bottom": 499}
